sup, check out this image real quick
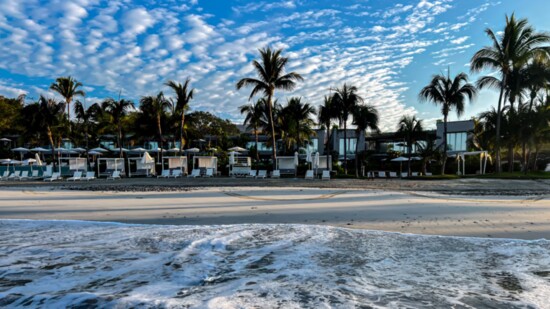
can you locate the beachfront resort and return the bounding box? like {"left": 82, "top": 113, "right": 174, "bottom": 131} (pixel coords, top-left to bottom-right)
{"left": 1, "top": 1, "right": 550, "bottom": 308}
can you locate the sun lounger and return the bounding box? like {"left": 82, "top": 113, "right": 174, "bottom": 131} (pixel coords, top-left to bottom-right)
{"left": 171, "top": 169, "right": 182, "bottom": 178}
{"left": 204, "top": 168, "right": 214, "bottom": 177}
{"left": 18, "top": 171, "right": 29, "bottom": 181}
{"left": 305, "top": 170, "right": 314, "bottom": 180}
{"left": 43, "top": 172, "right": 61, "bottom": 182}
{"left": 66, "top": 171, "right": 82, "bottom": 181}
{"left": 256, "top": 170, "right": 267, "bottom": 179}
{"left": 322, "top": 170, "right": 330, "bottom": 180}
{"left": 84, "top": 171, "right": 96, "bottom": 181}
{"left": 411, "top": 172, "right": 419, "bottom": 177}
{"left": 187, "top": 169, "right": 201, "bottom": 178}
{"left": 8, "top": 171, "right": 21, "bottom": 180}
{"left": 425, "top": 172, "right": 432, "bottom": 176}
{"left": 389, "top": 172, "right": 398, "bottom": 178}
{"left": 401, "top": 172, "right": 408, "bottom": 178}
{"left": 107, "top": 170, "right": 121, "bottom": 180}
{"left": 157, "top": 170, "right": 170, "bottom": 178}
{"left": 30, "top": 170, "right": 40, "bottom": 179}
{"left": 271, "top": 170, "right": 280, "bottom": 178}
{"left": 377, "top": 171, "right": 386, "bottom": 178}
{"left": 0, "top": 170, "right": 9, "bottom": 180}
{"left": 246, "top": 170, "right": 257, "bottom": 178}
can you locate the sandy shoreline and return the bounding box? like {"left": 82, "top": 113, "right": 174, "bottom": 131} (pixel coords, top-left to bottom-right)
{"left": 1, "top": 183, "right": 549, "bottom": 240}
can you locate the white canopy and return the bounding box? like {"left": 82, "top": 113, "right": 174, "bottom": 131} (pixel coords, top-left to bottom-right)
{"left": 90, "top": 147, "right": 108, "bottom": 152}
{"left": 186, "top": 148, "right": 200, "bottom": 153}
{"left": 391, "top": 156, "right": 409, "bottom": 162}
{"left": 31, "top": 147, "right": 49, "bottom": 152}
{"left": 141, "top": 152, "right": 154, "bottom": 164}
{"left": 228, "top": 146, "right": 247, "bottom": 152}
{"left": 12, "top": 147, "right": 29, "bottom": 152}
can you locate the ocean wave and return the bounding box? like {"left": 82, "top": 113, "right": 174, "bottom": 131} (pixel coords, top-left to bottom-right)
{"left": 0, "top": 220, "right": 549, "bottom": 308}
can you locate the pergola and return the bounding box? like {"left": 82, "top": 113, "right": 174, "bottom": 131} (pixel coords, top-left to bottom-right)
{"left": 455, "top": 151, "right": 489, "bottom": 175}
{"left": 163, "top": 156, "right": 188, "bottom": 175}
{"left": 193, "top": 156, "right": 218, "bottom": 175}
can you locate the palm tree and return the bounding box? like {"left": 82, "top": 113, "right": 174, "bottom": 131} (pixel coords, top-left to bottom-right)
{"left": 49, "top": 76, "right": 86, "bottom": 123}
{"left": 37, "top": 96, "right": 65, "bottom": 170}
{"left": 236, "top": 47, "right": 303, "bottom": 167}
{"left": 74, "top": 100, "right": 100, "bottom": 151}
{"left": 470, "top": 14, "right": 550, "bottom": 172}
{"left": 165, "top": 79, "right": 194, "bottom": 151}
{"left": 397, "top": 115, "right": 424, "bottom": 176}
{"left": 416, "top": 137, "right": 438, "bottom": 176}
{"left": 240, "top": 98, "right": 266, "bottom": 163}
{"left": 140, "top": 92, "right": 171, "bottom": 154}
{"left": 101, "top": 98, "right": 134, "bottom": 157}
{"left": 352, "top": 104, "right": 379, "bottom": 177}
{"left": 419, "top": 71, "right": 477, "bottom": 174}
{"left": 278, "top": 97, "right": 316, "bottom": 153}
{"left": 317, "top": 95, "right": 337, "bottom": 170}
{"left": 332, "top": 83, "right": 364, "bottom": 174}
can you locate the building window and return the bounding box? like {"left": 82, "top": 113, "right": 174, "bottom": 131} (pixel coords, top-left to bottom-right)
{"left": 339, "top": 138, "right": 357, "bottom": 155}
{"left": 305, "top": 139, "right": 318, "bottom": 153}
{"left": 446, "top": 132, "right": 467, "bottom": 151}
{"left": 246, "top": 141, "right": 272, "bottom": 151}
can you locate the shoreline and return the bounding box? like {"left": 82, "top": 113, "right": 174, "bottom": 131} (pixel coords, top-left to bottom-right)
{"left": 1, "top": 183, "right": 549, "bottom": 240}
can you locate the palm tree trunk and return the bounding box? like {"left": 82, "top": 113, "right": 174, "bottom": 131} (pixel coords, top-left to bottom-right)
{"left": 180, "top": 113, "right": 185, "bottom": 151}
{"left": 254, "top": 128, "right": 260, "bottom": 164}
{"left": 157, "top": 115, "right": 163, "bottom": 163}
{"left": 343, "top": 122, "right": 347, "bottom": 175}
{"left": 326, "top": 126, "right": 330, "bottom": 170}
{"left": 522, "top": 142, "right": 528, "bottom": 174}
{"left": 118, "top": 125, "right": 123, "bottom": 159}
{"left": 267, "top": 91, "right": 277, "bottom": 169}
{"left": 494, "top": 76, "right": 506, "bottom": 173}
{"left": 442, "top": 114, "right": 448, "bottom": 175}
{"left": 408, "top": 143, "right": 412, "bottom": 177}
{"left": 508, "top": 143, "right": 514, "bottom": 173}
{"left": 47, "top": 126, "right": 57, "bottom": 172}
{"left": 422, "top": 159, "right": 427, "bottom": 175}
{"left": 355, "top": 130, "right": 360, "bottom": 178}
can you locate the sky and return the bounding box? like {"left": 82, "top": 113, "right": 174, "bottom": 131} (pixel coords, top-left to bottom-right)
{"left": 0, "top": 0, "right": 549, "bottom": 132}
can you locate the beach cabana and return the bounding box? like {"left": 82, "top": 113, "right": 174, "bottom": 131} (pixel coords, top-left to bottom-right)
{"left": 276, "top": 156, "right": 297, "bottom": 175}
{"left": 162, "top": 156, "right": 188, "bottom": 175}
{"left": 314, "top": 154, "right": 332, "bottom": 175}
{"left": 193, "top": 156, "right": 217, "bottom": 175}
{"left": 97, "top": 157, "right": 125, "bottom": 177}
{"left": 127, "top": 152, "right": 155, "bottom": 177}
{"left": 455, "top": 151, "right": 489, "bottom": 175}
{"left": 68, "top": 158, "right": 87, "bottom": 171}
{"left": 229, "top": 151, "right": 252, "bottom": 177}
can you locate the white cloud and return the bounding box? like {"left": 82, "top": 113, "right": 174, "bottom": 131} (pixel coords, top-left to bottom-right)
{"left": 450, "top": 36, "right": 469, "bottom": 44}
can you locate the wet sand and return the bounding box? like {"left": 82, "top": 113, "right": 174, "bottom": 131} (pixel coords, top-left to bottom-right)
{"left": 1, "top": 185, "right": 549, "bottom": 240}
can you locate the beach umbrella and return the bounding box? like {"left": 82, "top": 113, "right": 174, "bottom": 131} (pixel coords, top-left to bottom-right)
{"left": 132, "top": 147, "right": 147, "bottom": 153}
{"left": 12, "top": 147, "right": 29, "bottom": 160}
{"left": 90, "top": 147, "right": 108, "bottom": 153}
{"left": 34, "top": 153, "right": 43, "bottom": 166}
{"left": 228, "top": 146, "right": 247, "bottom": 152}
{"left": 112, "top": 148, "right": 129, "bottom": 152}
{"left": 88, "top": 151, "right": 103, "bottom": 156}
{"left": 167, "top": 147, "right": 180, "bottom": 153}
{"left": 72, "top": 147, "right": 87, "bottom": 152}
{"left": 391, "top": 156, "right": 409, "bottom": 175}
{"left": 0, "top": 138, "right": 11, "bottom": 142}
{"left": 185, "top": 148, "right": 200, "bottom": 153}
{"left": 314, "top": 152, "right": 320, "bottom": 170}
{"left": 31, "top": 147, "right": 49, "bottom": 152}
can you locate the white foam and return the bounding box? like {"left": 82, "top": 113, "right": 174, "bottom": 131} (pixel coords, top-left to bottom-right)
{"left": 0, "top": 220, "right": 549, "bottom": 308}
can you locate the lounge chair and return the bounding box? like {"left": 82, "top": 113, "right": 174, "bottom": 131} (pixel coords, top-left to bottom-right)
{"left": 171, "top": 169, "right": 182, "bottom": 178}
{"left": 187, "top": 169, "right": 201, "bottom": 178}
{"left": 389, "top": 172, "right": 398, "bottom": 178}
{"left": 107, "top": 170, "right": 121, "bottom": 180}
{"left": 305, "top": 170, "right": 314, "bottom": 180}
{"left": 0, "top": 171, "right": 9, "bottom": 180}
{"left": 271, "top": 170, "right": 280, "bottom": 178}
{"left": 425, "top": 172, "right": 432, "bottom": 176}
{"left": 246, "top": 170, "right": 257, "bottom": 178}
{"left": 84, "top": 171, "right": 96, "bottom": 181}
{"left": 256, "top": 170, "right": 267, "bottom": 179}
{"left": 401, "top": 172, "right": 408, "bottom": 178}
{"left": 157, "top": 169, "right": 170, "bottom": 178}
{"left": 322, "top": 170, "right": 330, "bottom": 180}
{"left": 8, "top": 171, "right": 21, "bottom": 181}
{"left": 18, "top": 171, "right": 29, "bottom": 181}
{"left": 204, "top": 168, "right": 214, "bottom": 177}
{"left": 411, "top": 172, "right": 419, "bottom": 177}
{"left": 43, "top": 172, "right": 61, "bottom": 182}
{"left": 66, "top": 171, "right": 82, "bottom": 181}
{"left": 377, "top": 171, "right": 386, "bottom": 178}
{"left": 30, "top": 170, "right": 40, "bottom": 180}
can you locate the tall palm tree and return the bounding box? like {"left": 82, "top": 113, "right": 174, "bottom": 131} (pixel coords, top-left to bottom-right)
{"left": 332, "top": 83, "right": 363, "bottom": 174}
{"left": 74, "top": 101, "right": 100, "bottom": 151}
{"left": 140, "top": 92, "right": 171, "bottom": 154}
{"left": 416, "top": 137, "right": 438, "bottom": 176}
{"left": 37, "top": 96, "right": 65, "bottom": 170}
{"left": 397, "top": 115, "right": 424, "bottom": 177}
{"left": 240, "top": 98, "right": 266, "bottom": 163}
{"left": 278, "top": 97, "right": 316, "bottom": 153}
{"left": 236, "top": 47, "right": 303, "bottom": 167}
{"left": 352, "top": 104, "right": 379, "bottom": 177}
{"left": 419, "top": 71, "right": 476, "bottom": 174}
{"left": 317, "top": 95, "right": 337, "bottom": 169}
{"left": 49, "top": 76, "right": 85, "bottom": 123}
{"left": 101, "top": 98, "right": 134, "bottom": 157}
{"left": 470, "top": 14, "right": 550, "bottom": 172}
{"left": 165, "top": 79, "right": 194, "bottom": 151}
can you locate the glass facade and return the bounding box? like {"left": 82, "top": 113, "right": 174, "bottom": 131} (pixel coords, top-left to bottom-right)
{"left": 305, "top": 139, "right": 319, "bottom": 153}
{"left": 446, "top": 132, "right": 467, "bottom": 151}
{"left": 246, "top": 141, "right": 272, "bottom": 151}
{"left": 339, "top": 138, "right": 357, "bottom": 155}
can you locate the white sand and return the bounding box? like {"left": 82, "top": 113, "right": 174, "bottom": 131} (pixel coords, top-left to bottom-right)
{"left": 1, "top": 187, "right": 549, "bottom": 240}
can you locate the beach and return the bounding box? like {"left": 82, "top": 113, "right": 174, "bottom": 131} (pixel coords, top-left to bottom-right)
{"left": 1, "top": 178, "right": 550, "bottom": 240}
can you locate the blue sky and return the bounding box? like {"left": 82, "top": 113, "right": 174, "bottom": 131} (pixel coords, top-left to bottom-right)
{"left": 0, "top": 0, "right": 548, "bottom": 131}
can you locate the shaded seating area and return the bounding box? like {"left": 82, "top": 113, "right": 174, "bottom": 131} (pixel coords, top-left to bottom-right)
{"left": 193, "top": 156, "right": 218, "bottom": 176}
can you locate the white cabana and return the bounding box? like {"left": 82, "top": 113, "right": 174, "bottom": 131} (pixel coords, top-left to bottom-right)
{"left": 193, "top": 156, "right": 218, "bottom": 175}
{"left": 276, "top": 156, "right": 297, "bottom": 175}
{"left": 128, "top": 152, "right": 155, "bottom": 177}
{"left": 69, "top": 158, "right": 87, "bottom": 171}
{"left": 454, "top": 151, "right": 489, "bottom": 175}
{"left": 97, "top": 158, "right": 125, "bottom": 177}
{"left": 228, "top": 151, "right": 252, "bottom": 177}
{"left": 163, "top": 156, "right": 188, "bottom": 175}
